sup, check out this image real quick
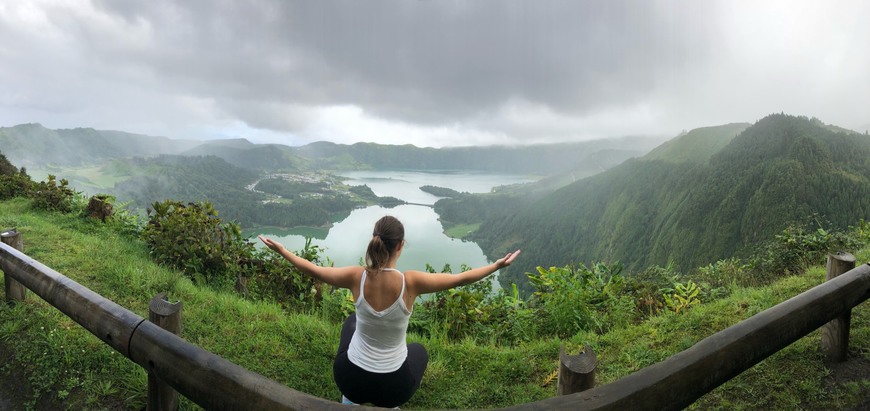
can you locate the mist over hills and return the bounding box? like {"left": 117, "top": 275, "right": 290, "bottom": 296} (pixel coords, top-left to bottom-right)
{"left": 0, "top": 123, "right": 202, "bottom": 167}
{"left": 466, "top": 114, "right": 870, "bottom": 291}
{"left": 294, "top": 137, "right": 663, "bottom": 174}
{"left": 6, "top": 114, "right": 866, "bottom": 296}
{"left": 0, "top": 123, "right": 659, "bottom": 177}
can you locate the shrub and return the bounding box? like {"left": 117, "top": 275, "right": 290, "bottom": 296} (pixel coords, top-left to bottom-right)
{"left": 661, "top": 281, "right": 702, "bottom": 314}
{"left": 30, "top": 175, "right": 76, "bottom": 213}
{"left": 410, "top": 264, "right": 493, "bottom": 342}
{"left": 246, "top": 238, "right": 327, "bottom": 312}
{"left": 625, "top": 263, "right": 680, "bottom": 318}
{"left": 526, "top": 261, "right": 630, "bottom": 337}
{"left": 0, "top": 172, "right": 32, "bottom": 200}
{"left": 481, "top": 284, "right": 539, "bottom": 345}
{"left": 141, "top": 200, "right": 253, "bottom": 287}
{"left": 691, "top": 257, "right": 749, "bottom": 301}
{"left": 750, "top": 223, "right": 857, "bottom": 283}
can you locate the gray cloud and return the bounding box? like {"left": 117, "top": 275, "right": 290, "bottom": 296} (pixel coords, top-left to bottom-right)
{"left": 1, "top": 1, "right": 868, "bottom": 146}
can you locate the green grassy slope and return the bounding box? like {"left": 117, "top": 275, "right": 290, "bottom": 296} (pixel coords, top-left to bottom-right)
{"left": 643, "top": 123, "right": 750, "bottom": 164}
{"left": 0, "top": 197, "right": 867, "bottom": 409}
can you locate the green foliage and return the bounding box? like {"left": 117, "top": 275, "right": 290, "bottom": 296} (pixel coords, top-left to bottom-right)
{"left": 644, "top": 123, "right": 751, "bottom": 164}
{"left": 30, "top": 175, "right": 77, "bottom": 213}
{"left": 750, "top": 222, "right": 858, "bottom": 283}
{"left": 412, "top": 264, "right": 488, "bottom": 341}
{"left": 347, "top": 184, "right": 405, "bottom": 207}
{"left": 246, "top": 238, "right": 326, "bottom": 312}
{"left": 691, "top": 257, "right": 748, "bottom": 301}
{"left": 526, "top": 262, "right": 633, "bottom": 337}
{"left": 141, "top": 200, "right": 254, "bottom": 286}
{"left": 0, "top": 151, "right": 19, "bottom": 176}
{"left": 661, "top": 281, "right": 701, "bottom": 314}
{"left": 99, "top": 197, "right": 145, "bottom": 237}
{"left": 0, "top": 172, "right": 32, "bottom": 200}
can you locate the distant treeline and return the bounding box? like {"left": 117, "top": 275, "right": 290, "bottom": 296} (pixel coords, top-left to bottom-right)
{"left": 419, "top": 185, "right": 462, "bottom": 198}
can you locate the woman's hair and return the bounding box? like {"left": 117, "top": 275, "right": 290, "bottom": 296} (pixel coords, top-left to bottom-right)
{"left": 365, "top": 215, "right": 404, "bottom": 272}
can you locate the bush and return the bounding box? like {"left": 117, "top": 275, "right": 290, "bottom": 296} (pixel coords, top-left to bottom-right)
{"left": 30, "top": 175, "right": 76, "bottom": 213}
{"left": 691, "top": 257, "right": 749, "bottom": 301}
{"left": 526, "top": 261, "right": 631, "bottom": 337}
{"left": 0, "top": 172, "right": 32, "bottom": 200}
{"left": 411, "top": 264, "right": 491, "bottom": 342}
{"left": 141, "top": 200, "right": 254, "bottom": 287}
{"left": 246, "top": 238, "right": 328, "bottom": 312}
{"left": 625, "top": 263, "right": 681, "bottom": 318}
{"left": 750, "top": 223, "right": 857, "bottom": 283}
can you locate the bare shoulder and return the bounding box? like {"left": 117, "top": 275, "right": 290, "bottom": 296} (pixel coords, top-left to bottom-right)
{"left": 403, "top": 269, "right": 430, "bottom": 286}
{"left": 403, "top": 269, "right": 428, "bottom": 281}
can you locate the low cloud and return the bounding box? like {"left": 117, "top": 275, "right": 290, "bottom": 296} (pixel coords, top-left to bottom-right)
{"left": 1, "top": 1, "right": 868, "bottom": 146}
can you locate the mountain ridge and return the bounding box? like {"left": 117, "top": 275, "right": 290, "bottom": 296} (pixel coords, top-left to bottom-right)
{"left": 466, "top": 114, "right": 870, "bottom": 291}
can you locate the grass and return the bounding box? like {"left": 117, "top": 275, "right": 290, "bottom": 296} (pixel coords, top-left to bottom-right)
{"left": 28, "top": 164, "right": 127, "bottom": 194}
{"left": 443, "top": 222, "right": 481, "bottom": 239}
{"left": 0, "top": 196, "right": 868, "bottom": 409}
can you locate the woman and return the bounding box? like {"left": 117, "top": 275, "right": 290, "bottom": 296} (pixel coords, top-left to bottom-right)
{"left": 259, "top": 215, "right": 520, "bottom": 408}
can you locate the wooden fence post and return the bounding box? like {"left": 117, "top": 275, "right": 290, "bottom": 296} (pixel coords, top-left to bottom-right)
{"left": 557, "top": 345, "right": 596, "bottom": 395}
{"left": 148, "top": 293, "right": 182, "bottom": 411}
{"left": 821, "top": 252, "right": 856, "bottom": 362}
{"left": 1, "top": 229, "right": 26, "bottom": 304}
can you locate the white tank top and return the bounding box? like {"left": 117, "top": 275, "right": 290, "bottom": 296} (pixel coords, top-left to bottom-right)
{"left": 347, "top": 269, "right": 412, "bottom": 373}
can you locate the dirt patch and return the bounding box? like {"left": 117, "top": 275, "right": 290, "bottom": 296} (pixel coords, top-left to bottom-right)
{"left": 0, "top": 342, "right": 34, "bottom": 410}
{"left": 824, "top": 347, "right": 870, "bottom": 411}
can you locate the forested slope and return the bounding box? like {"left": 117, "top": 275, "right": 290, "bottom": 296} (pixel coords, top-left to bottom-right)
{"left": 472, "top": 114, "right": 870, "bottom": 291}
{"left": 0, "top": 123, "right": 200, "bottom": 166}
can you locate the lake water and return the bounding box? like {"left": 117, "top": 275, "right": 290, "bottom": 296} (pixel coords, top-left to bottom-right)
{"left": 253, "top": 170, "right": 533, "bottom": 287}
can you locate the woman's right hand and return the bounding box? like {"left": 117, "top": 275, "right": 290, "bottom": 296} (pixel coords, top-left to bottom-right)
{"left": 258, "top": 235, "right": 286, "bottom": 253}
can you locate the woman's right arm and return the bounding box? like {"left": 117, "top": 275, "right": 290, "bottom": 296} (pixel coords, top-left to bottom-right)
{"left": 258, "top": 235, "right": 359, "bottom": 289}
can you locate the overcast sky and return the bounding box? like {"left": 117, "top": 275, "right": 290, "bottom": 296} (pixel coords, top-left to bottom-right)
{"left": 1, "top": 1, "right": 868, "bottom": 147}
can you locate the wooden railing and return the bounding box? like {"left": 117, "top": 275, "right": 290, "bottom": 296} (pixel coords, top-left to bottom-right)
{"left": 2, "top": 230, "right": 868, "bottom": 410}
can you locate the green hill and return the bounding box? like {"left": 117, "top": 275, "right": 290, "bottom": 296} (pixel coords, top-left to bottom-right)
{"left": 643, "top": 122, "right": 750, "bottom": 164}
{"left": 112, "top": 155, "right": 262, "bottom": 218}
{"left": 469, "top": 115, "right": 870, "bottom": 291}
{"left": 181, "top": 141, "right": 306, "bottom": 171}
{"left": 294, "top": 137, "right": 662, "bottom": 174}
{"left": 0, "top": 123, "right": 201, "bottom": 167}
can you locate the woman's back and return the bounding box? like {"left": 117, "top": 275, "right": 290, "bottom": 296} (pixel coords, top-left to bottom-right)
{"left": 358, "top": 268, "right": 407, "bottom": 311}
{"left": 349, "top": 268, "right": 412, "bottom": 373}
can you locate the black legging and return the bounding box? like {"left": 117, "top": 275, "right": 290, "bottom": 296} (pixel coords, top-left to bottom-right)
{"left": 333, "top": 313, "right": 429, "bottom": 408}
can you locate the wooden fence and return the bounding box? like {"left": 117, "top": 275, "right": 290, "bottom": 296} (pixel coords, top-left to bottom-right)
{"left": 1, "top": 230, "right": 868, "bottom": 410}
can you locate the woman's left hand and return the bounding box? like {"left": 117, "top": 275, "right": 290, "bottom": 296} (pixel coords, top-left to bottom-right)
{"left": 495, "top": 249, "right": 521, "bottom": 268}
